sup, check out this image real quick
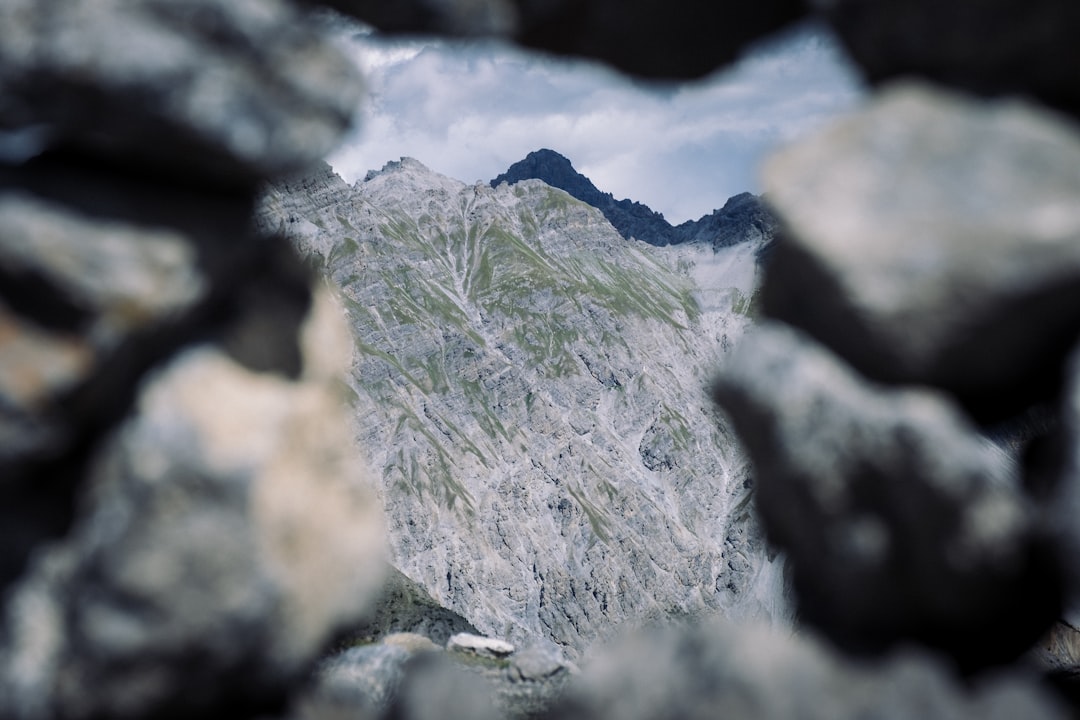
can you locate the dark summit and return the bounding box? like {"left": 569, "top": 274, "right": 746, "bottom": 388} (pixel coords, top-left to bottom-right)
{"left": 490, "top": 148, "right": 779, "bottom": 251}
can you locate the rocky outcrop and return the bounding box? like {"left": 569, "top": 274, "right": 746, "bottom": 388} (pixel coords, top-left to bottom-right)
{"left": 712, "top": 323, "right": 1060, "bottom": 669}
{"left": 760, "top": 83, "right": 1080, "bottom": 423}
{"left": 491, "top": 149, "right": 779, "bottom": 250}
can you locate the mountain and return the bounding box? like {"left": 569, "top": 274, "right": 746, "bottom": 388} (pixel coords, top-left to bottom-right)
{"left": 490, "top": 148, "right": 780, "bottom": 250}
{"left": 258, "top": 158, "right": 784, "bottom": 658}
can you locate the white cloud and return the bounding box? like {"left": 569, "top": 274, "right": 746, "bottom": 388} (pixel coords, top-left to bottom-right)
{"left": 326, "top": 21, "right": 864, "bottom": 223}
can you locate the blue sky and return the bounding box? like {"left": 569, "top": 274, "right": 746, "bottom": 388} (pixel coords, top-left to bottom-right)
{"left": 326, "top": 20, "right": 864, "bottom": 224}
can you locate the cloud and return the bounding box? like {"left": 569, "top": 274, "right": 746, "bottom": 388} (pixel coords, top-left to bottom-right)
{"left": 326, "top": 21, "right": 864, "bottom": 223}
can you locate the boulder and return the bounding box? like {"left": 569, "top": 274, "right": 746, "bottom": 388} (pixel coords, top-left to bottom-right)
{"left": 761, "top": 82, "right": 1080, "bottom": 421}
{"left": 547, "top": 619, "right": 1068, "bottom": 720}
{"left": 0, "top": 294, "right": 385, "bottom": 719}
{"left": 812, "top": 0, "right": 1080, "bottom": 121}
{"left": 0, "top": 0, "right": 363, "bottom": 185}
{"left": 711, "top": 323, "right": 1061, "bottom": 668}
{"left": 447, "top": 633, "right": 516, "bottom": 659}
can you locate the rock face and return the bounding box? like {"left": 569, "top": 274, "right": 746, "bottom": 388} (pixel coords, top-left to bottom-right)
{"left": 546, "top": 619, "right": 1068, "bottom": 720}
{"left": 712, "top": 323, "right": 1061, "bottom": 669}
{"left": 491, "top": 149, "right": 779, "bottom": 250}
{"left": 320, "top": 0, "right": 805, "bottom": 80}
{"left": 260, "top": 158, "right": 784, "bottom": 658}
{"left": 761, "top": 83, "right": 1080, "bottom": 422}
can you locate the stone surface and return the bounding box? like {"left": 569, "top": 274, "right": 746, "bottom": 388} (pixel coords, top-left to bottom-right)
{"left": 813, "top": 0, "right": 1080, "bottom": 121}
{"left": 762, "top": 82, "right": 1080, "bottom": 421}
{"left": 711, "top": 323, "right": 1061, "bottom": 668}
{"left": 260, "top": 158, "right": 786, "bottom": 659}
{"left": 510, "top": 643, "right": 573, "bottom": 681}
{"left": 547, "top": 619, "right": 1068, "bottom": 720}
{"left": 448, "top": 633, "right": 516, "bottom": 658}
{"left": 0, "top": 316, "right": 385, "bottom": 719}
{"left": 0, "top": 0, "right": 363, "bottom": 185}
{"left": 320, "top": 0, "right": 804, "bottom": 80}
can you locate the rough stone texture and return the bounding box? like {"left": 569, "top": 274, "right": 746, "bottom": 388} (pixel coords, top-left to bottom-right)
{"left": 0, "top": 293, "right": 386, "bottom": 720}
{"left": 319, "top": 0, "right": 805, "bottom": 80}
{"left": 260, "top": 158, "right": 786, "bottom": 659}
{"left": 711, "top": 323, "right": 1061, "bottom": 669}
{"left": 0, "top": 0, "right": 363, "bottom": 185}
{"left": 546, "top": 619, "right": 1068, "bottom": 720}
{"left": 761, "top": 82, "right": 1080, "bottom": 421}
{"left": 813, "top": 0, "right": 1080, "bottom": 121}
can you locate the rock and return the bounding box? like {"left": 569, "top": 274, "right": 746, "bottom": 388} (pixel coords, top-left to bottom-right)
{"left": 0, "top": 0, "right": 363, "bottom": 185}
{"left": 0, "top": 337, "right": 385, "bottom": 719}
{"left": 509, "top": 643, "right": 573, "bottom": 681}
{"left": 761, "top": 82, "right": 1080, "bottom": 421}
{"left": 384, "top": 633, "right": 443, "bottom": 654}
{"left": 322, "top": 0, "right": 804, "bottom": 80}
{"left": 308, "top": 644, "right": 414, "bottom": 717}
{"left": 546, "top": 619, "right": 1069, "bottom": 720}
{"left": 1049, "top": 347, "right": 1080, "bottom": 616}
{"left": 812, "top": 0, "right": 1080, "bottom": 121}
{"left": 448, "top": 633, "right": 516, "bottom": 658}
{"left": 711, "top": 323, "right": 1061, "bottom": 668}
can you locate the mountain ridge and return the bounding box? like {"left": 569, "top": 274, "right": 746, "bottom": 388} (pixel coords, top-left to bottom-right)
{"left": 490, "top": 148, "right": 780, "bottom": 250}
{"left": 258, "top": 156, "right": 785, "bottom": 657}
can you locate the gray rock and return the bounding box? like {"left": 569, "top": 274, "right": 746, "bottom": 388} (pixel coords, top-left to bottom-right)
{"left": 0, "top": 155, "right": 316, "bottom": 595}
{"left": 0, "top": 328, "right": 385, "bottom": 719}
{"left": 761, "top": 82, "right": 1080, "bottom": 421}
{"left": 448, "top": 633, "right": 516, "bottom": 658}
{"left": 0, "top": 0, "right": 363, "bottom": 185}
{"left": 348, "top": 565, "right": 479, "bottom": 647}
{"left": 813, "top": 0, "right": 1080, "bottom": 120}
{"left": 321, "top": 0, "right": 804, "bottom": 80}
{"left": 509, "top": 643, "right": 572, "bottom": 681}
{"left": 310, "top": 644, "right": 414, "bottom": 716}
{"left": 711, "top": 323, "right": 1060, "bottom": 668}
{"left": 548, "top": 619, "right": 1068, "bottom": 720}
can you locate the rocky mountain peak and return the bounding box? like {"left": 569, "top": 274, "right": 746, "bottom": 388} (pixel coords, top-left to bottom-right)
{"left": 491, "top": 149, "right": 778, "bottom": 251}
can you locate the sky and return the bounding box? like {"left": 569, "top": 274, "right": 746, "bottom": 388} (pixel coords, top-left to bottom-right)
{"left": 325, "top": 20, "right": 865, "bottom": 224}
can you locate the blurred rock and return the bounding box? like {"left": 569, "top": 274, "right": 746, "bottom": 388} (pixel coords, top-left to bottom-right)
{"left": 0, "top": 154, "right": 316, "bottom": 596}
{"left": 306, "top": 644, "right": 415, "bottom": 718}
{"left": 547, "top": 619, "right": 1068, "bottom": 720}
{"left": 0, "top": 0, "right": 363, "bottom": 186}
{"left": 319, "top": 0, "right": 804, "bottom": 80}
{"left": 509, "top": 642, "right": 573, "bottom": 681}
{"left": 0, "top": 332, "right": 384, "bottom": 719}
{"left": 712, "top": 323, "right": 1060, "bottom": 668}
{"left": 762, "top": 83, "right": 1080, "bottom": 421}
{"left": 447, "top": 632, "right": 516, "bottom": 658}
{"left": 812, "top": 0, "right": 1080, "bottom": 121}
